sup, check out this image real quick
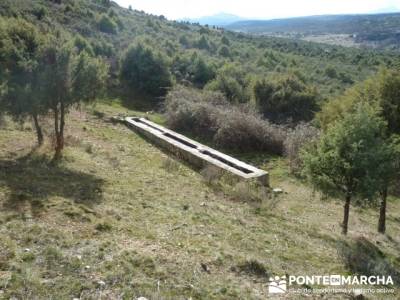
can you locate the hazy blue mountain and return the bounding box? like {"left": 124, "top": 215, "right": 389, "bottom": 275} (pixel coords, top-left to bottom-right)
{"left": 182, "top": 13, "right": 243, "bottom": 26}
{"left": 226, "top": 13, "right": 400, "bottom": 34}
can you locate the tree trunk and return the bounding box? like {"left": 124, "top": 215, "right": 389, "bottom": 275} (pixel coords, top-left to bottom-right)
{"left": 342, "top": 193, "right": 351, "bottom": 235}
{"left": 54, "top": 101, "right": 65, "bottom": 160}
{"left": 378, "top": 188, "right": 387, "bottom": 234}
{"left": 32, "top": 113, "right": 44, "bottom": 146}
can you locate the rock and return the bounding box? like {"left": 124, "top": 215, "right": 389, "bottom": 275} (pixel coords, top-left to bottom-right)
{"left": 84, "top": 265, "right": 91, "bottom": 270}
{"left": 137, "top": 297, "right": 149, "bottom": 300}
{"left": 76, "top": 255, "right": 82, "bottom": 260}
{"left": 201, "top": 263, "right": 210, "bottom": 273}
{"left": 273, "top": 188, "right": 283, "bottom": 194}
{"left": 97, "top": 280, "right": 106, "bottom": 287}
{"left": 24, "top": 248, "right": 31, "bottom": 252}
{"left": 200, "top": 202, "right": 206, "bottom": 207}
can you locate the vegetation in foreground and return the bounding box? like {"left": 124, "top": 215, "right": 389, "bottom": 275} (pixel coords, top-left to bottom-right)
{"left": 0, "top": 101, "right": 399, "bottom": 299}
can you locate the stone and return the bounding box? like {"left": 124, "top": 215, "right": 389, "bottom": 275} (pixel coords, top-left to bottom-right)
{"left": 273, "top": 188, "right": 283, "bottom": 194}
{"left": 97, "top": 280, "right": 106, "bottom": 286}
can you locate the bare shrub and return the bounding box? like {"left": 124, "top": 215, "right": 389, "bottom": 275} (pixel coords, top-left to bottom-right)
{"left": 165, "top": 86, "right": 287, "bottom": 154}
{"left": 165, "top": 86, "right": 226, "bottom": 140}
{"left": 284, "top": 123, "right": 320, "bottom": 175}
{"left": 233, "top": 259, "right": 269, "bottom": 278}
{"left": 214, "top": 107, "right": 287, "bottom": 154}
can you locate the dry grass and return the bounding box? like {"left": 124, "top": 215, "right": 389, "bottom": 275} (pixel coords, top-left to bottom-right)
{"left": 0, "top": 100, "right": 399, "bottom": 299}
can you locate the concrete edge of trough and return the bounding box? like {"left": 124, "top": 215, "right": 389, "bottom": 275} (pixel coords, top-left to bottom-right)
{"left": 123, "top": 117, "right": 269, "bottom": 186}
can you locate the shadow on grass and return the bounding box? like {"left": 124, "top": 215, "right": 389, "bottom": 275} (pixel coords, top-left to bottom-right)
{"left": 118, "top": 89, "right": 163, "bottom": 112}
{"left": 337, "top": 237, "right": 400, "bottom": 285}
{"left": 0, "top": 153, "right": 104, "bottom": 217}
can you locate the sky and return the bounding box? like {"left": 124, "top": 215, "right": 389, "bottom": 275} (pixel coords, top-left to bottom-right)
{"left": 115, "top": 0, "right": 400, "bottom": 20}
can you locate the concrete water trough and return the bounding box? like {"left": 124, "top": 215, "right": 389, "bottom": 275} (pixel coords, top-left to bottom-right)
{"left": 124, "top": 117, "right": 269, "bottom": 186}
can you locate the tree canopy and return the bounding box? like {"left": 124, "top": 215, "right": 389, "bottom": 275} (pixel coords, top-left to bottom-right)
{"left": 120, "top": 43, "right": 172, "bottom": 99}
{"left": 302, "top": 103, "right": 388, "bottom": 234}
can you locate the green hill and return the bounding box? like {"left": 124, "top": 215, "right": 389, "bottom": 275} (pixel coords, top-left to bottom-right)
{"left": 1, "top": 0, "right": 399, "bottom": 99}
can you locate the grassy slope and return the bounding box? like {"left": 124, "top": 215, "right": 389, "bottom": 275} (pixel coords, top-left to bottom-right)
{"left": 0, "top": 101, "right": 399, "bottom": 299}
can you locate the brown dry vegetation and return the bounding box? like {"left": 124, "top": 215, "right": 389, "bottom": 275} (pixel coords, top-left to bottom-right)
{"left": 0, "top": 100, "right": 399, "bottom": 299}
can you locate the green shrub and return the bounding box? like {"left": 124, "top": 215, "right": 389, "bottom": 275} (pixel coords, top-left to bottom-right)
{"left": 120, "top": 43, "right": 172, "bottom": 98}
{"left": 317, "top": 69, "right": 400, "bottom": 134}
{"left": 206, "top": 63, "right": 251, "bottom": 103}
{"left": 98, "top": 14, "right": 117, "bottom": 34}
{"left": 196, "top": 35, "right": 209, "bottom": 50}
{"left": 74, "top": 35, "right": 94, "bottom": 56}
{"left": 218, "top": 45, "right": 231, "bottom": 57}
{"left": 254, "top": 74, "right": 319, "bottom": 123}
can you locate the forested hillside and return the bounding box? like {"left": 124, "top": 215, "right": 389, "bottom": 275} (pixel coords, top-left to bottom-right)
{"left": 1, "top": 0, "right": 399, "bottom": 101}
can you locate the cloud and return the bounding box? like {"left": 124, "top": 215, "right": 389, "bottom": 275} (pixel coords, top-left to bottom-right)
{"left": 115, "top": 0, "right": 400, "bottom": 19}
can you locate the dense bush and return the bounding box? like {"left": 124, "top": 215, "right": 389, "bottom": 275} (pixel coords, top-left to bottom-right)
{"left": 172, "top": 53, "right": 215, "bottom": 88}
{"left": 98, "top": 14, "right": 117, "bottom": 34}
{"left": 206, "top": 63, "right": 251, "bottom": 103}
{"left": 165, "top": 86, "right": 287, "bottom": 154}
{"left": 190, "top": 56, "right": 215, "bottom": 87}
{"left": 196, "top": 35, "right": 209, "bottom": 50}
{"left": 254, "top": 74, "right": 319, "bottom": 123}
{"left": 120, "top": 43, "right": 172, "bottom": 98}
{"left": 317, "top": 69, "right": 400, "bottom": 134}
{"left": 74, "top": 35, "right": 94, "bottom": 55}
{"left": 218, "top": 45, "right": 231, "bottom": 57}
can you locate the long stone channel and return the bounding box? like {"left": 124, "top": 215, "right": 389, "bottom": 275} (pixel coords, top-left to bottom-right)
{"left": 124, "top": 117, "right": 269, "bottom": 186}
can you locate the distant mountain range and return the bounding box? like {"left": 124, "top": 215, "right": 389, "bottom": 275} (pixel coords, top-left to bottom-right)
{"left": 225, "top": 13, "right": 400, "bottom": 35}
{"left": 181, "top": 13, "right": 243, "bottom": 26}
{"left": 225, "top": 13, "right": 400, "bottom": 51}
{"left": 182, "top": 11, "right": 400, "bottom": 51}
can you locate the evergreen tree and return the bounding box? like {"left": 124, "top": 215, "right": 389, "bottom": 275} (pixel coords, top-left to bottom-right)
{"left": 120, "top": 43, "right": 172, "bottom": 98}
{"left": 38, "top": 37, "right": 108, "bottom": 159}
{"left": 302, "top": 104, "right": 387, "bottom": 235}
{"left": 374, "top": 136, "right": 400, "bottom": 234}
{"left": 0, "top": 18, "right": 46, "bottom": 145}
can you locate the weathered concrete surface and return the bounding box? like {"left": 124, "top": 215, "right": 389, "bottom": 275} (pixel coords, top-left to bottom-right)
{"left": 124, "top": 117, "right": 269, "bottom": 186}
